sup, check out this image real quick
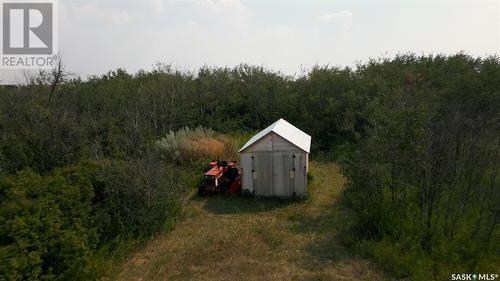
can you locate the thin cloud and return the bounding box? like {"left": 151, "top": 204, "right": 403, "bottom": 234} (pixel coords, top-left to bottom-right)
{"left": 152, "top": 0, "right": 164, "bottom": 15}
{"left": 318, "top": 10, "right": 353, "bottom": 38}
{"left": 318, "top": 10, "right": 353, "bottom": 23}
{"left": 111, "top": 10, "right": 130, "bottom": 25}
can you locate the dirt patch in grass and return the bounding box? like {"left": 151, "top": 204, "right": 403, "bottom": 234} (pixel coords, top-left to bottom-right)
{"left": 115, "top": 162, "right": 386, "bottom": 281}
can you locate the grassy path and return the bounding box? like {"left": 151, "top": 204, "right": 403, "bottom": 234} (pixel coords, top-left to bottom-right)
{"left": 116, "top": 162, "right": 385, "bottom": 281}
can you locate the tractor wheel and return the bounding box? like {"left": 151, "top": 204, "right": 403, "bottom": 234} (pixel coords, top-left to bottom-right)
{"left": 198, "top": 186, "right": 206, "bottom": 196}
{"left": 242, "top": 189, "right": 252, "bottom": 197}
{"left": 219, "top": 183, "right": 227, "bottom": 195}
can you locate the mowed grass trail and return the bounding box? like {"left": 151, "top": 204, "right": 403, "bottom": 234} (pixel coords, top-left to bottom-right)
{"left": 116, "top": 162, "right": 385, "bottom": 281}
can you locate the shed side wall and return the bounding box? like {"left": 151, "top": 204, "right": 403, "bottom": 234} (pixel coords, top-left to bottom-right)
{"left": 241, "top": 152, "right": 253, "bottom": 193}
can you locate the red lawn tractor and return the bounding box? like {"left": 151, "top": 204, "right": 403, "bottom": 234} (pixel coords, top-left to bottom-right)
{"left": 198, "top": 160, "right": 241, "bottom": 195}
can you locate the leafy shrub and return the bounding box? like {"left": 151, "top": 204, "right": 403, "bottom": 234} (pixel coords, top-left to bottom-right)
{"left": 0, "top": 154, "right": 186, "bottom": 280}
{"left": 0, "top": 170, "right": 97, "bottom": 280}
{"left": 84, "top": 158, "right": 184, "bottom": 242}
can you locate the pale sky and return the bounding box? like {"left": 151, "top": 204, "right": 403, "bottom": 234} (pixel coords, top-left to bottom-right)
{"left": 1, "top": 0, "right": 499, "bottom": 84}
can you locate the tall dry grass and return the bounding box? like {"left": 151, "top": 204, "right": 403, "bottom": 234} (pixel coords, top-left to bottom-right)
{"left": 155, "top": 127, "right": 239, "bottom": 165}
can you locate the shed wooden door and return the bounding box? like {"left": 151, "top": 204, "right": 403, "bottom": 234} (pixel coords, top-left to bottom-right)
{"left": 252, "top": 152, "right": 273, "bottom": 196}
{"left": 273, "top": 151, "right": 295, "bottom": 196}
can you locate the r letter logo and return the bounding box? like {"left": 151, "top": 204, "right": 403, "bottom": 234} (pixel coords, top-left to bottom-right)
{"left": 1, "top": 0, "right": 57, "bottom": 69}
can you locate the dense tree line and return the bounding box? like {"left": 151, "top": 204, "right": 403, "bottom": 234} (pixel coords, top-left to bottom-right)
{"left": 0, "top": 62, "right": 366, "bottom": 174}
{"left": 339, "top": 55, "right": 499, "bottom": 279}
{"left": 0, "top": 53, "right": 498, "bottom": 280}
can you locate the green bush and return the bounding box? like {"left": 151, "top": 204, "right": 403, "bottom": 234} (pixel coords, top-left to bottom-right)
{"left": 0, "top": 170, "right": 97, "bottom": 280}
{"left": 0, "top": 155, "right": 186, "bottom": 280}
{"left": 81, "top": 158, "right": 184, "bottom": 242}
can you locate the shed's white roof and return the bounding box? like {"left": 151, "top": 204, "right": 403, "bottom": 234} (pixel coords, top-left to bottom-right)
{"left": 239, "top": 118, "right": 311, "bottom": 153}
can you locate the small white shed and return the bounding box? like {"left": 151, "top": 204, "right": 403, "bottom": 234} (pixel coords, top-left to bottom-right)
{"left": 239, "top": 118, "right": 311, "bottom": 197}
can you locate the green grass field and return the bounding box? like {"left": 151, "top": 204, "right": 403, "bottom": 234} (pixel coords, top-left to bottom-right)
{"left": 112, "top": 162, "right": 385, "bottom": 281}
